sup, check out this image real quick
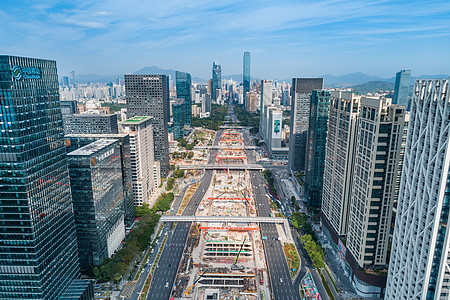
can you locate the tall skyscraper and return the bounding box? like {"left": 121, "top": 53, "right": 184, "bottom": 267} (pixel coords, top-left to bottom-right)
{"left": 266, "top": 107, "right": 283, "bottom": 158}
{"left": 63, "top": 113, "right": 119, "bottom": 134}
{"left": 125, "top": 75, "right": 170, "bottom": 176}
{"left": 386, "top": 79, "right": 450, "bottom": 300}
{"left": 0, "top": 55, "right": 79, "bottom": 299}
{"left": 392, "top": 70, "right": 411, "bottom": 107}
{"left": 63, "top": 76, "right": 69, "bottom": 86}
{"left": 175, "top": 71, "right": 192, "bottom": 126}
{"left": 68, "top": 139, "right": 125, "bottom": 270}
{"left": 69, "top": 70, "right": 75, "bottom": 85}
{"left": 322, "top": 92, "right": 407, "bottom": 297}
{"left": 120, "top": 116, "right": 155, "bottom": 206}
{"left": 259, "top": 80, "right": 273, "bottom": 138}
{"left": 346, "top": 98, "right": 406, "bottom": 268}
{"left": 321, "top": 91, "right": 360, "bottom": 237}
{"left": 243, "top": 52, "right": 250, "bottom": 107}
{"left": 305, "top": 90, "right": 331, "bottom": 208}
{"left": 172, "top": 99, "right": 185, "bottom": 140}
{"left": 65, "top": 133, "right": 135, "bottom": 229}
{"left": 246, "top": 91, "right": 257, "bottom": 113}
{"left": 288, "top": 78, "right": 323, "bottom": 172}
{"left": 212, "top": 62, "right": 221, "bottom": 101}
{"left": 202, "top": 93, "right": 212, "bottom": 114}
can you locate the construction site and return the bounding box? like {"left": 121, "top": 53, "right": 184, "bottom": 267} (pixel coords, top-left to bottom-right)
{"left": 170, "top": 130, "right": 271, "bottom": 300}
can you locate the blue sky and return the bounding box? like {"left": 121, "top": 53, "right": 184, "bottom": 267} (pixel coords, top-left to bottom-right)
{"left": 1, "top": 0, "right": 449, "bottom": 79}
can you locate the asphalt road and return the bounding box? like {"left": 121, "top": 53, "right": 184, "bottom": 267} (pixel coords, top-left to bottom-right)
{"left": 244, "top": 129, "right": 300, "bottom": 300}
{"left": 145, "top": 130, "right": 223, "bottom": 299}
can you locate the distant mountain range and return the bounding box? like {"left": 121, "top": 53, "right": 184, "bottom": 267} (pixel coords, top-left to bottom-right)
{"left": 72, "top": 67, "right": 448, "bottom": 90}
{"left": 348, "top": 81, "right": 395, "bottom": 94}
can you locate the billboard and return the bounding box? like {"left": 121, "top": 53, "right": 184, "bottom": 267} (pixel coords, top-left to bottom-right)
{"left": 272, "top": 111, "right": 282, "bottom": 140}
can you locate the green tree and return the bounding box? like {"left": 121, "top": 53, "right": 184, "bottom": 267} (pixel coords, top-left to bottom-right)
{"left": 174, "top": 168, "right": 185, "bottom": 178}
{"left": 166, "top": 178, "right": 175, "bottom": 190}
{"left": 187, "top": 151, "right": 194, "bottom": 159}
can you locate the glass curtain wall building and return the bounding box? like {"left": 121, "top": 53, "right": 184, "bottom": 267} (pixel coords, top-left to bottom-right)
{"left": 125, "top": 75, "right": 170, "bottom": 176}
{"left": 243, "top": 52, "right": 250, "bottom": 107}
{"left": 305, "top": 90, "right": 331, "bottom": 208}
{"left": 175, "top": 71, "right": 192, "bottom": 126}
{"left": 392, "top": 70, "right": 411, "bottom": 108}
{"left": 212, "top": 62, "right": 221, "bottom": 101}
{"left": 68, "top": 139, "right": 125, "bottom": 270}
{"left": 0, "top": 55, "right": 80, "bottom": 299}
{"left": 288, "top": 78, "right": 323, "bottom": 172}
{"left": 172, "top": 99, "right": 185, "bottom": 140}
{"left": 64, "top": 134, "right": 135, "bottom": 229}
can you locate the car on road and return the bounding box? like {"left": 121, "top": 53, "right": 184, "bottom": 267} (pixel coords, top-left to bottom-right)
{"left": 165, "top": 282, "right": 169, "bottom": 288}
{"left": 271, "top": 243, "right": 273, "bottom": 247}
{"left": 279, "top": 277, "right": 283, "bottom": 283}
{"left": 168, "top": 264, "right": 171, "bottom": 269}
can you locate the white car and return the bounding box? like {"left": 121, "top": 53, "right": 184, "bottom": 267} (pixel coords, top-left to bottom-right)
{"left": 279, "top": 277, "right": 283, "bottom": 283}
{"left": 165, "top": 282, "right": 169, "bottom": 288}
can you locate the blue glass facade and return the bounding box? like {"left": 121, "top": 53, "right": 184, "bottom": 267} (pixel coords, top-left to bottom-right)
{"left": 0, "top": 55, "right": 80, "bottom": 299}
{"left": 172, "top": 99, "right": 185, "bottom": 140}
{"left": 68, "top": 139, "right": 125, "bottom": 270}
{"left": 305, "top": 90, "right": 331, "bottom": 208}
{"left": 175, "top": 71, "right": 192, "bottom": 126}
{"left": 65, "top": 134, "right": 134, "bottom": 229}
{"left": 393, "top": 70, "right": 411, "bottom": 108}
{"left": 243, "top": 52, "right": 250, "bottom": 106}
{"left": 212, "top": 62, "right": 221, "bottom": 101}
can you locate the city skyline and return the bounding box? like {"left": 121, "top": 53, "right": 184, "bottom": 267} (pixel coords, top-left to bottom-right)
{"left": 1, "top": 1, "right": 449, "bottom": 79}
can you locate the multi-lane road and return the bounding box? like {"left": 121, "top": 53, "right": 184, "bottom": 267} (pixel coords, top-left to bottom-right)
{"left": 145, "top": 130, "right": 223, "bottom": 299}
{"left": 244, "top": 130, "right": 300, "bottom": 300}
{"left": 144, "top": 125, "right": 301, "bottom": 300}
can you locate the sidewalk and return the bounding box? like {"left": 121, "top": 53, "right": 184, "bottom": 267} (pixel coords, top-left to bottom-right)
{"left": 317, "top": 231, "right": 361, "bottom": 299}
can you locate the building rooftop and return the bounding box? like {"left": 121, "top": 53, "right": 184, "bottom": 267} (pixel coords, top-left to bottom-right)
{"left": 65, "top": 133, "right": 128, "bottom": 138}
{"left": 60, "top": 279, "right": 94, "bottom": 300}
{"left": 120, "top": 116, "right": 153, "bottom": 124}
{"left": 67, "top": 139, "right": 117, "bottom": 157}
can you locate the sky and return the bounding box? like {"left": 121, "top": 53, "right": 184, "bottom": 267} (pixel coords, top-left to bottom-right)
{"left": 1, "top": 0, "right": 449, "bottom": 79}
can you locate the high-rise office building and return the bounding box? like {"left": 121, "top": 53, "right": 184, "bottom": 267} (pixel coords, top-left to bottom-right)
{"left": 172, "top": 99, "right": 185, "bottom": 140}
{"left": 246, "top": 91, "right": 257, "bottom": 113}
{"left": 0, "top": 55, "right": 79, "bottom": 299}
{"left": 346, "top": 98, "right": 406, "bottom": 270}
{"left": 392, "top": 70, "right": 411, "bottom": 107}
{"left": 70, "top": 70, "right": 75, "bottom": 85}
{"left": 65, "top": 133, "right": 135, "bottom": 229}
{"left": 321, "top": 91, "right": 407, "bottom": 297}
{"left": 321, "top": 91, "right": 360, "bottom": 237}
{"left": 120, "top": 116, "right": 155, "bottom": 206}
{"left": 68, "top": 139, "right": 125, "bottom": 270}
{"left": 63, "top": 113, "right": 118, "bottom": 134}
{"left": 243, "top": 52, "right": 250, "bottom": 106}
{"left": 63, "top": 76, "right": 69, "bottom": 86}
{"left": 175, "top": 71, "right": 192, "bottom": 126}
{"left": 266, "top": 107, "right": 283, "bottom": 158}
{"left": 202, "top": 93, "right": 211, "bottom": 114}
{"left": 212, "top": 62, "right": 221, "bottom": 101}
{"left": 259, "top": 80, "right": 273, "bottom": 139}
{"left": 386, "top": 79, "right": 450, "bottom": 300}
{"left": 305, "top": 90, "right": 331, "bottom": 208}
{"left": 125, "top": 75, "right": 170, "bottom": 176}
{"left": 288, "top": 78, "right": 323, "bottom": 172}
